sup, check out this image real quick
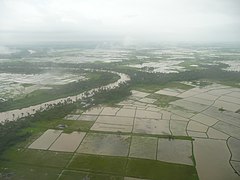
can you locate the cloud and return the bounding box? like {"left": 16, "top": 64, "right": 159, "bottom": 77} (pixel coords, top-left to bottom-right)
{"left": 0, "top": 0, "right": 239, "bottom": 43}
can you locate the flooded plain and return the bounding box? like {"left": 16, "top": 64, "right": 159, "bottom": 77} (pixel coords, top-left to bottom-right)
{"left": 1, "top": 46, "right": 240, "bottom": 180}
{"left": 0, "top": 70, "right": 130, "bottom": 123}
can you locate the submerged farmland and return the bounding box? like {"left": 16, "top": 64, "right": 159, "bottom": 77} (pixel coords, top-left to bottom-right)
{"left": 0, "top": 44, "right": 240, "bottom": 180}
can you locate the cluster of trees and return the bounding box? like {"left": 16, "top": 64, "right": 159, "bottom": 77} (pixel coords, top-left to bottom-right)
{"left": 91, "top": 83, "right": 132, "bottom": 106}
{"left": 118, "top": 64, "right": 240, "bottom": 87}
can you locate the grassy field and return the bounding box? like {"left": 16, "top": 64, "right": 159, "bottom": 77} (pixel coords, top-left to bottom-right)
{"left": 132, "top": 82, "right": 193, "bottom": 93}
{"left": 0, "top": 148, "right": 72, "bottom": 168}
{"left": 147, "top": 93, "right": 181, "bottom": 107}
{"left": 67, "top": 154, "right": 198, "bottom": 180}
{"left": 217, "top": 80, "right": 240, "bottom": 88}
{"left": 59, "top": 170, "right": 123, "bottom": 180}
{"left": 126, "top": 158, "right": 198, "bottom": 180}
{"left": 0, "top": 148, "right": 72, "bottom": 179}
{"left": 0, "top": 163, "right": 61, "bottom": 180}
{"left": 68, "top": 154, "right": 127, "bottom": 175}
{"left": 20, "top": 118, "right": 88, "bottom": 134}
{"left": 0, "top": 149, "right": 198, "bottom": 180}
{"left": 132, "top": 133, "right": 193, "bottom": 141}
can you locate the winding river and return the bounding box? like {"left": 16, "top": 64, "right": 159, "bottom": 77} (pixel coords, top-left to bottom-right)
{"left": 0, "top": 70, "right": 130, "bottom": 123}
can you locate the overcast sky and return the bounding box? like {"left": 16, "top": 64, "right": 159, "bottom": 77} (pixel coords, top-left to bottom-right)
{"left": 0, "top": 0, "right": 240, "bottom": 44}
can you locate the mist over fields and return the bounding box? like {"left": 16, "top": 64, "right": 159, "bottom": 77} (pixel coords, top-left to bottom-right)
{"left": 0, "top": 0, "right": 240, "bottom": 44}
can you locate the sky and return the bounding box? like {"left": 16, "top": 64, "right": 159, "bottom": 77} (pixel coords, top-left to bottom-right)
{"left": 0, "top": 0, "right": 240, "bottom": 44}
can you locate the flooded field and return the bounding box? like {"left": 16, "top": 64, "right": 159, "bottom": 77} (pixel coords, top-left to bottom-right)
{"left": 24, "top": 81, "right": 240, "bottom": 179}
{"left": 29, "top": 129, "right": 63, "bottom": 150}
{"left": 1, "top": 44, "right": 240, "bottom": 180}
{"left": 220, "top": 61, "right": 240, "bottom": 72}
{"left": 0, "top": 70, "right": 130, "bottom": 123}
{"left": 127, "top": 61, "right": 186, "bottom": 73}
{"left": 0, "top": 72, "right": 86, "bottom": 100}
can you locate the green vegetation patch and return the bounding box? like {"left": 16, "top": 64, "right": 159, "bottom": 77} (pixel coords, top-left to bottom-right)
{"left": 0, "top": 148, "right": 72, "bottom": 168}
{"left": 132, "top": 82, "right": 193, "bottom": 93}
{"left": 218, "top": 107, "right": 226, "bottom": 112}
{"left": 133, "top": 133, "right": 193, "bottom": 141}
{"left": 63, "top": 120, "right": 94, "bottom": 133}
{"left": 126, "top": 158, "right": 198, "bottom": 180}
{"left": 85, "top": 71, "right": 119, "bottom": 83}
{"left": 218, "top": 80, "right": 240, "bottom": 88}
{"left": 0, "top": 163, "right": 61, "bottom": 180}
{"left": 68, "top": 154, "right": 127, "bottom": 175}
{"left": 236, "top": 109, "right": 240, "bottom": 114}
{"left": 20, "top": 118, "right": 59, "bottom": 135}
{"left": 131, "top": 84, "right": 168, "bottom": 93}
{"left": 92, "top": 84, "right": 132, "bottom": 106}
{"left": 53, "top": 119, "right": 94, "bottom": 133}
{"left": 147, "top": 93, "right": 181, "bottom": 107}
{"left": 59, "top": 170, "right": 123, "bottom": 180}
{"left": 19, "top": 118, "right": 93, "bottom": 137}
{"left": 21, "top": 83, "right": 34, "bottom": 87}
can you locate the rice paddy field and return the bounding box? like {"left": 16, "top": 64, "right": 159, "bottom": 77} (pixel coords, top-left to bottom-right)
{"left": 0, "top": 43, "right": 240, "bottom": 180}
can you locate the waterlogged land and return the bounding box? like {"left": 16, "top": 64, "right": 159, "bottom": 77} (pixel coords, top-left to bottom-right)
{"left": 0, "top": 43, "right": 240, "bottom": 180}
{"left": 0, "top": 70, "right": 130, "bottom": 123}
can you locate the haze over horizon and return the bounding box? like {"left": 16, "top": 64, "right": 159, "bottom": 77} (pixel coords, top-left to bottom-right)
{"left": 0, "top": 0, "right": 240, "bottom": 44}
